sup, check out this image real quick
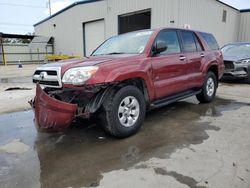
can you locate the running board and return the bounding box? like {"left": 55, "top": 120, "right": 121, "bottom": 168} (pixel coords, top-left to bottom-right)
{"left": 150, "top": 90, "right": 201, "bottom": 109}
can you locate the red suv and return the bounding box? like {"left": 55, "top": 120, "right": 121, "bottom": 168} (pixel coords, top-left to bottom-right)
{"left": 32, "top": 28, "right": 224, "bottom": 138}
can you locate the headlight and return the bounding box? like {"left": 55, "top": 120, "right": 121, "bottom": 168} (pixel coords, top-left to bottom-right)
{"left": 241, "top": 59, "right": 250, "bottom": 64}
{"left": 62, "top": 66, "right": 99, "bottom": 85}
{"left": 236, "top": 59, "right": 250, "bottom": 64}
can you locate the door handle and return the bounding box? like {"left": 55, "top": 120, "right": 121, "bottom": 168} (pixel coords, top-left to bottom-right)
{"left": 179, "top": 56, "right": 186, "bottom": 61}
{"left": 200, "top": 53, "right": 205, "bottom": 58}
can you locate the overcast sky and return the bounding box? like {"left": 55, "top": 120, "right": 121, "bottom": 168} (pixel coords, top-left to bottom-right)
{"left": 0, "top": 0, "right": 249, "bottom": 34}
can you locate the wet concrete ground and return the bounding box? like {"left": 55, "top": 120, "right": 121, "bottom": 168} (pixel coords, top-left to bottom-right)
{"left": 0, "top": 65, "right": 37, "bottom": 114}
{"left": 0, "top": 83, "right": 250, "bottom": 188}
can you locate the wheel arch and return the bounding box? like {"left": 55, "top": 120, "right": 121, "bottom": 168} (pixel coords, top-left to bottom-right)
{"left": 85, "top": 77, "right": 151, "bottom": 114}
{"left": 206, "top": 64, "right": 219, "bottom": 87}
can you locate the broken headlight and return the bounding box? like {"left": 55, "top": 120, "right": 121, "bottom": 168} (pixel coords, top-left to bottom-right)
{"left": 62, "top": 66, "right": 99, "bottom": 85}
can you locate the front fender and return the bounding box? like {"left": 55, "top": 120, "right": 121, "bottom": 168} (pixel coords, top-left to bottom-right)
{"left": 106, "top": 70, "right": 154, "bottom": 100}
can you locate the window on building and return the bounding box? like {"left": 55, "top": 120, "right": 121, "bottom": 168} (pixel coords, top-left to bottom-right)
{"left": 222, "top": 10, "right": 227, "bottom": 22}
{"left": 154, "top": 30, "right": 181, "bottom": 55}
{"left": 180, "top": 31, "right": 197, "bottom": 52}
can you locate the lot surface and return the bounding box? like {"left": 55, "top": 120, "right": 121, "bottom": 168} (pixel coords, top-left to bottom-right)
{"left": 0, "top": 65, "right": 250, "bottom": 188}
{"left": 0, "top": 65, "right": 38, "bottom": 114}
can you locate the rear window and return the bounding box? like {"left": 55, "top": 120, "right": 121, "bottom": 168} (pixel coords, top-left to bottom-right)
{"left": 200, "top": 32, "right": 219, "bottom": 50}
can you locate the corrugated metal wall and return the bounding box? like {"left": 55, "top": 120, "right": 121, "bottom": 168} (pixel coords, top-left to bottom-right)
{"left": 35, "top": 0, "right": 249, "bottom": 57}
{"left": 105, "top": 0, "right": 239, "bottom": 45}
{"left": 238, "top": 12, "right": 250, "bottom": 42}
{"left": 35, "top": 1, "right": 107, "bottom": 57}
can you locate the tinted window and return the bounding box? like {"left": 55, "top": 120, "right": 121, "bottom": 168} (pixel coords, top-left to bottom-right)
{"left": 200, "top": 32, "right": 219, "bottom": 50}
{"left": 194, "top": 34, "right": 203, "bottom": 51}
{"left": 155, "top": 30, "right": 181, "bottom": 54}
{"left": 181, "top": 31, "right": 197, "bottom": 52}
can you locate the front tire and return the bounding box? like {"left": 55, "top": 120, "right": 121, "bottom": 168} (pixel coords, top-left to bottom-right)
{"left": 196, "top": 72, "right": 217, "bottom": 103}
{"left": 100, "top": 85, "right": 146, "bottom": 138}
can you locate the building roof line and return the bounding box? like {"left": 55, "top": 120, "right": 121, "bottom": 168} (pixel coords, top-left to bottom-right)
{"left": 34, "top": 0, "right": 103, "bottom": 27}
{"left": 0, "top": 32, "right": 34, "bottom": 39}
{"left": 34, "top": 0, "right": 246, "bottom": 27}
{"left": 240, "top": 9, "right": 250, "bottom": 13}
{"left": 216, "top": 0, "right": 239, "bottom": 11}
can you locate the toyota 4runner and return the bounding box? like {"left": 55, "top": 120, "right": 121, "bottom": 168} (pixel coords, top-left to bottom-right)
{"left": 32, "top": 28, "right": 224, "bottom": 138}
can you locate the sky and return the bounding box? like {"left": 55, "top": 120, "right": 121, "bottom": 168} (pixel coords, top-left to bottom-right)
{"left": 0, "top": 0, "right": 249, "bottom": 35}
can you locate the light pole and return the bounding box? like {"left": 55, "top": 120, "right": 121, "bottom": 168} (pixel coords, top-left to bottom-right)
{"left": 47, "top": 0, "right": 51, "bottom": 16}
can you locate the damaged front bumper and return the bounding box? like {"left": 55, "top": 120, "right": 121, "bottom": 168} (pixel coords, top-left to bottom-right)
{"left": 30, "top": 83, "right": 113, "bottom": 132}
{"left": 31, "top": 84, "right": 78, "bottom": 132}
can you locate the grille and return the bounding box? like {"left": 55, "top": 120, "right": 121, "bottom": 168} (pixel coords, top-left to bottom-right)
{"left": 32, "top": 67, "right": 62, "bottom": 88}
{"left": 224, "top": 61, "right": 234, "bottom": 70}
{"left": 34, "top": 70, "right": 57, "bottom": 76}
{"left": 33, "top": 79, "right": 60, "bottom": 86}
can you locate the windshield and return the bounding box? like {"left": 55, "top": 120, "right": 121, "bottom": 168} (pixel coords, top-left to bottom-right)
{"left": 92, "top": 30, "right": 153, "bottom": 56}
{"left": 221, "top": 43, "right": 250, "bottom": 57}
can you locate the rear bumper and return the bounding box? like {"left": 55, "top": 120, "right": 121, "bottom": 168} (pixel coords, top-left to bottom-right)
{"left": 32, "top": 84, "right": 77, "bottom": 132}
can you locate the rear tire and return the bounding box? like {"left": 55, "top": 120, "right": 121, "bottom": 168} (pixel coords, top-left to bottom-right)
{"left": 196, "top": 72, "right": 217, "bottom": 103}
{"left": 100, "top": 85, "right": 146, "bottom": 138}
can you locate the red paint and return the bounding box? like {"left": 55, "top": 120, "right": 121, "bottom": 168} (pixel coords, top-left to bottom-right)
{"left": 34, "top": 84, "right": 77, "bottom": 132}
{"left": 33, "top": 28, "right": 224, "bottom": 131}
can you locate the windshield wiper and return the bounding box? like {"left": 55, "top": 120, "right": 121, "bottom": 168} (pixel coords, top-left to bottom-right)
{"left": 106, "top": 52, "right": 125, "bottom": 55}
{"left": 92, "top": 52, "right": 126, "bottom": 56}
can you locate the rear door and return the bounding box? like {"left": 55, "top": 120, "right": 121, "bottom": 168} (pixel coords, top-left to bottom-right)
{"left": 151, "top": 29, "right": 188, "bottom": 99}
{"left": 179, "top": 30, "right": 204, "bottom": 89}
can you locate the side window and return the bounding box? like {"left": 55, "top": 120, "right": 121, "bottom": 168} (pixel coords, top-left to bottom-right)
{"left": 200, "top": 32, "right": 219, "bottom": 50}
{"left": 155, "top": 30, "right": 181, "bottom": 55}
{"left": 194, "top": 34, "right": 203, "bottom": 52}
{"left": 181, "top": 31, "right": 197, "bottom": 52}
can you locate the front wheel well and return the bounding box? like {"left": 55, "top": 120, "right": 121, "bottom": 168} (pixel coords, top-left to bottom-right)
{"left": 117, "top": 78, "right": 150, "bottom": 105}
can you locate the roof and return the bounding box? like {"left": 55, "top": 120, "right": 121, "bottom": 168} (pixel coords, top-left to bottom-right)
{"left": 0, "top": 33, "right": 34, "bottom": 39}
{"left": 240, "top": 9, "right": 250, "bottom": 13}
{"left": 34, "top": 0, "right": 103, "bottom": 27}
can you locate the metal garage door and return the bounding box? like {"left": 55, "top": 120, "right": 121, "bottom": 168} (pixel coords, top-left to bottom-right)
{"left": 84, "top": 19, "right": 105, "bottom": 56}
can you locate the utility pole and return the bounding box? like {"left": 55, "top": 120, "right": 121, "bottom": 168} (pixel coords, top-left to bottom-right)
{"left": 48, "top": 0, "right": 51, "bottom": 16}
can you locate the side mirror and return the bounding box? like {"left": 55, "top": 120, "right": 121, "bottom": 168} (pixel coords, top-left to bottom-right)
{"left": 154, "top": 41, "right": 167, "bottom": 55}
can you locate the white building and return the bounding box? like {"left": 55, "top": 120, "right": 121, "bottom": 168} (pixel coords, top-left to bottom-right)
{"left": 34, "top": 0, "right": 250, "bottom": 57}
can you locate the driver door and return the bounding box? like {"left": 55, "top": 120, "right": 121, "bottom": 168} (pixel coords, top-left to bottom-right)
{"left": 150, "top": 29, "right": 188, "bottom": 99}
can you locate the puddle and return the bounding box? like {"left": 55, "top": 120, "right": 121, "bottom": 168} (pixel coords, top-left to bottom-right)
{"left": 0, "top": 97, "right": 249, "bottom": 188}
